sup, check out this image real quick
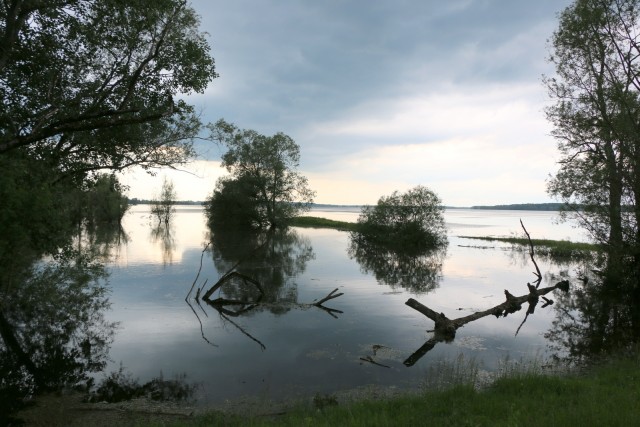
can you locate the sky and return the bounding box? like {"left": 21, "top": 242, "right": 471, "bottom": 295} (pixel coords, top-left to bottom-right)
{"left": 121, "top": 0, "right": 575, "bottom": 207}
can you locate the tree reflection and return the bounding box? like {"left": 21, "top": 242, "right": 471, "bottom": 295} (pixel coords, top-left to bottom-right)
{"left": 207, "top": 224, "right": 315, "bottom": 315}
{"left": 348, "top": 231, "right": 446, "bottom": 293}
{"left": 0, "top": 251, "right": 115, "bottom": 420}
{"left": 545, "top": 258, "right": 640, "bottom": 364}
{"left": 150, "top": 219, "right": 176, "bottom": 265}
{"left": 79, "top": 221, "right": 129, "bottom": 262}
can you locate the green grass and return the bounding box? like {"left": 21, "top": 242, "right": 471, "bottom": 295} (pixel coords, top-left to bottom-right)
{"left": 289, "top": 216, "right": 359, "bottom": 232}
{"left": 147, "top": 352, "right": 640, "bottom": 427}
{"left": 458, "top": 235, "right": 601, "bottom": 260}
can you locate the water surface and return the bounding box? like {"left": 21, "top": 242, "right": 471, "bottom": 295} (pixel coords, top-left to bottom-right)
{"left": 101, "top": 205, "right": 583, "bottom": 405}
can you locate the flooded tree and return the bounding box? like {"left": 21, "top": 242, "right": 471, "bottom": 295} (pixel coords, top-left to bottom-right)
{"left": 207, "top": 119, "right": 315, "bottom": 229}
{"left": 355, "top": 186, "right": 447, "bottom": 252}
{"left": 151, "top": 177, "right": 176, "bottom": 225}
{"left": 402, "top": 223, "right": 570, "bottom": 367}
{"left": 348, "top": 186, "right": 448, "bottom": 292}
{"left": 545, "top": 0, "right": 640, "bottom": 290}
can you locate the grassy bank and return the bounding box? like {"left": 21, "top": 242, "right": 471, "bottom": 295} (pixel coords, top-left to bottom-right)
{"left": 147, "top": 353, "right": 639, "bottom": 427}
{"left": 459, "top": 235, "right": 601, "bottom": 260}
{"left": 289, "top": 216, "right": 358, "bottom": 231}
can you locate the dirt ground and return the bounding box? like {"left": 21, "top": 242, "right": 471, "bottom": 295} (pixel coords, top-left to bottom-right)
{"left": 15, "top": 384, "right": 421, "bottom": 426}
{"left": 16, "top": 393, "right": 197, "bottom": 427}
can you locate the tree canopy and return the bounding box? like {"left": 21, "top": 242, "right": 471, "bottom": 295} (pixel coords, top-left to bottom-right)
{"left": 206, "top": 119, "right": 315, "bottom": 229}
{"left": 545, "top": 0, "right": 640, "bottom": 285}
{"left": 0, "top": 0, "right": 217, "bottom": 277}
{"left": 354, "top": 186, "right": 447, "bottom": 253}
{"left": 0, "top": 0, "right": 217, "bottom": 175}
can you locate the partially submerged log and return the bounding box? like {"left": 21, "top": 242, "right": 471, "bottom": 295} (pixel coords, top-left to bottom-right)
{"left": 403, "top": 221, "right": 571, "bottom": 366}
{"left": 406, "top": 280, "right": 569, "bottom": 337}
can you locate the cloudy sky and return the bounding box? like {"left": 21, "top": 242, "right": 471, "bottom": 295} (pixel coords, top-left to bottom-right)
{"left": 122, "top": 0, "right": 574, "bottom": 206}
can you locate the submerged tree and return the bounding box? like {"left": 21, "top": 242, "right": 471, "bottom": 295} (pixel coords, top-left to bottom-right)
{"left": 545, "top": 0, "right": 640, "bottom": 287}
{"left": 354, "top": 185, "right": 447, "bottom": 252}
{"left": 151, "top": 177, "right": 176, "bottom": 225}
{"left": 207, "top": 119, "right": 315, "bottom": 229}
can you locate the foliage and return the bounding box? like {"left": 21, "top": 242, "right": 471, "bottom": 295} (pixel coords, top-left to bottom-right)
{"left": 0, "top": 152, "right": 79, "bottom": 284}
{"left": 459, "top": 236, "right": 601, "bottom": 262}
{"left": 0, "top": 0, "right": 216, "bottom": 175}
{"left": 546, "top": 259, "right": 640, "bottom": 364}
{"left": 205, "top": 175, "right": 266, "bottom": 229}
{"left": 151, "top": 177, "right": 176, "bottom": 224}
{"left": 87, "top": 366, "right": 196, "bottom": 403}
{"left": 207, "top": 119, "right": 315, "bottom": 228}
{"left": 545, "top": 0, "right": 640, "bottom": 279}
{"left": 80, "top": 174, "right": 130, "bottom": 225}
{"left": 0, "top": 0, "right": 216, "bottom": 293}
{"left": 355, "top": 186, "right": 447, "bottom": 252}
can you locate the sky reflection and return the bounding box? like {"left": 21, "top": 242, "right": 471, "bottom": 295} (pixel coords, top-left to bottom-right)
{"left": 101, "top": 206, "right": 581, "bottom": 405}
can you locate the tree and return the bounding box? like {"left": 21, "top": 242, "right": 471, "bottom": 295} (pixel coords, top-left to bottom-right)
{"left": 205, "top": 175, "right": 265, "bottom": 229}
{"left": 207, "top": 119, "right": 315, "bottom": 228}
{"left": 545, "top": 0, "right": 640, "bottom": 284}
{"left": 151, "top": 177, "right": 176, "bottom": 225}
{"left": 0, "top": 0, "right": 216, "bottom": 282}
{"left": 0, "top": 0, "right": 217, "bottom": 174}
{"left": 83, "top": 174, "right": 130, "bottom": 225}
{"left": 354, "top": 186, "right": 447, "bottom": 252}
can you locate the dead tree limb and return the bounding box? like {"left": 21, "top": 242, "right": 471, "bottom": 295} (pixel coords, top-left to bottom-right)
{"left": 403, "top": 280, "right": 569, "bottom": 366}
{"left": 217, "top": 310, "right": 266, "bottom": 351}
{"left": 202, "top": 271, "right": 264, "bottom": 301}
{"left": 313, "top": 288, "right": 344, "bottom": 306}
{"left": 403, "top": 222, "right": 570, "bottom": 366}
{"left": 186, "top": 242, "right": 210, "bottom": 301}
{"left": 406, "top": 280, "right": 569, "bottom": 334}
{"left": 520, "top": 219, "right": 542, "bottom": 288}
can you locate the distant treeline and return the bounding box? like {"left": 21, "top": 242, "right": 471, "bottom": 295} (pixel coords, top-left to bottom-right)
{"left": 470, "top": 203, "right": 565, "bottom": 211}
{"left": 128, "top": 198, "right": 204, "bottom": 206}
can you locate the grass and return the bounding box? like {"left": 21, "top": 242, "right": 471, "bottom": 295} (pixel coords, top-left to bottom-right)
{"left": 458, "top": 235, "right": 601, "bottom": 260}
{"left": 135, "top": 351, "right": 640, "bottom": 427}
{"left": 289, "top": 216, "right": 359, "bottom": 232}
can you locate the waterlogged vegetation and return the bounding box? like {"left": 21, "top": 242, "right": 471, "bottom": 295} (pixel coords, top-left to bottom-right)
{"left": 289, "top": 216, "right": 359, "bottom": 231}
{"left": 459, "top": 235, "right": 601, "bottom": 261}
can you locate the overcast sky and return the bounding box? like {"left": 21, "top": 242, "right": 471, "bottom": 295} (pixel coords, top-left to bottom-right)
{"left": 122, "top": 0, "right": 574, "bottom": 206}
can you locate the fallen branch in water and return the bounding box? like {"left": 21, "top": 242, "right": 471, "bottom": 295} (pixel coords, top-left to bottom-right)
{"left": 313, "top": 288, "right": 344, "bottom": 307}
{"left": 403, "top": 222, "right": 570, "bottom": 367}
{"left": 185, "top": 242, "right": 210, "bottom": 302}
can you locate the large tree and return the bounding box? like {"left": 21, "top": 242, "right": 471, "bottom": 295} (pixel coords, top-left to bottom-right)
{"left": 545, "top": 0, "right": 640, "bottom": 280}
{"left": 0, "top": 0, "right": 216, "bottom": 175}
{"left": 0, "top": 0, "right": 216, "bottom": 284}
{"left": 207, "top": 119, "right": 315, "bottom": 228}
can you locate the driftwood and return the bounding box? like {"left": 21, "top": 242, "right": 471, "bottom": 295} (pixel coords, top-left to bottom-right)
{"left": 202, "top": 271, "right": 264, "bottom": 302}
{"left": 403, "top": 222, "right": 571, "bottom": 367}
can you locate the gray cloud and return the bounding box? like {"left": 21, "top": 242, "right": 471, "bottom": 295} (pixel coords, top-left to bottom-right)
{"left": 183, "top": 0, "right": 573, "bottom": 204}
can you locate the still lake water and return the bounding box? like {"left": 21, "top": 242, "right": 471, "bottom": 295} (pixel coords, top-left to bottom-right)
{"left": 103, "top": 205, "right": 586, "bottom": 406}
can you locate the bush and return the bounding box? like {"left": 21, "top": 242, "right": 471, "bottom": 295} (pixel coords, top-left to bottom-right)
{"left": 355, "top": 186, "right": 447, "bottom": 252}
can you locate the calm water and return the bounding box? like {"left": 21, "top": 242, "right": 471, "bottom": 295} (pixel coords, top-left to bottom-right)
{"left": 101, "top": 205, "right": 585, "bottom": 406}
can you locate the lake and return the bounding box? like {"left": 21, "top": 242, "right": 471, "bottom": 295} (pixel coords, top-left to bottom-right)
{"left": 100, "top": 205, "right": 586, "bottom": 407}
